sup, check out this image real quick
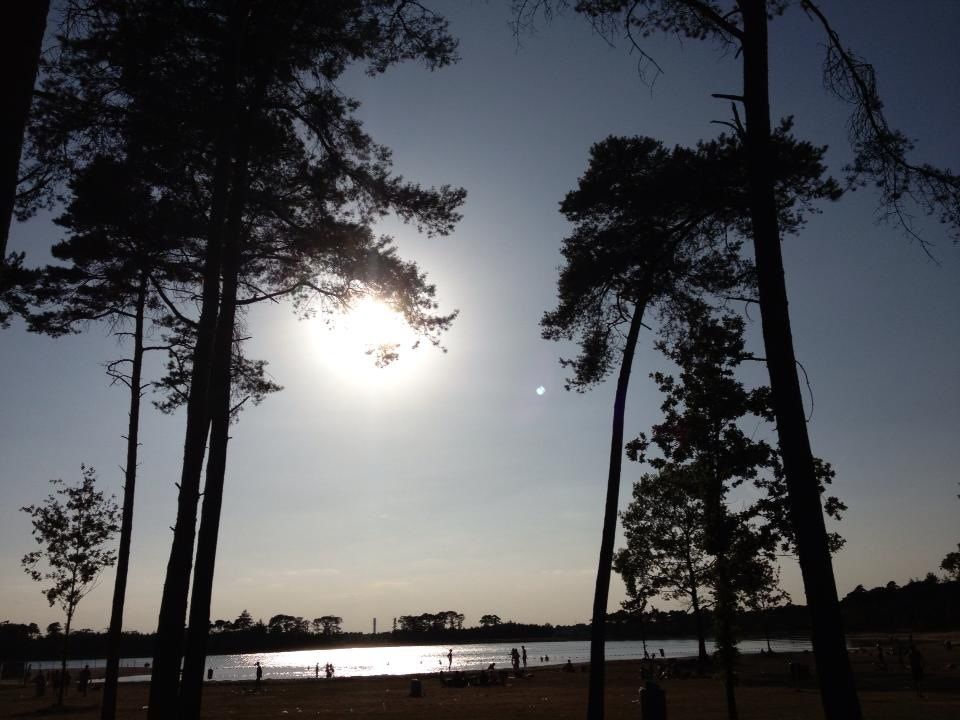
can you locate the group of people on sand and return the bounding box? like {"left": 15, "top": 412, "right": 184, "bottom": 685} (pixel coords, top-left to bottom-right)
{"left": 871, "top": 636, "right": 927, "bottom": 696}
{"left": 26, "top": 664, "right": 92, "bottom": 697}
{"left": 313, "top": 662, "right": 335, "bottom": 679}
{"left": 509, "top": 646, "right": 528, "bottom": 671}
{"left": 251, "top": 659, "right": 337, "bottom": 687}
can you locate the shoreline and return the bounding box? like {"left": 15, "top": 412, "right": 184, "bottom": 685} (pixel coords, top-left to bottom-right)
{"left": 3, "top": 642, "right": 957, "bottom": 720}
{"left": 6, "top": 634, "right": 811, "bottom": 669}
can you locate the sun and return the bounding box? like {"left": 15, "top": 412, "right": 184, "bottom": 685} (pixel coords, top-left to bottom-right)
{"left": 313, "top": 296, "right": 422, "bottom": 384}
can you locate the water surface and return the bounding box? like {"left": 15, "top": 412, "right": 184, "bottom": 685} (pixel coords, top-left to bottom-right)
{"left": 30, "top": 637, "right": 812, "bottom": 682}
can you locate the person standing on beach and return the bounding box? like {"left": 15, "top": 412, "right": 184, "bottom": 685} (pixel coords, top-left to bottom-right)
{"left": 908, "top": 646, "right": 924, "bottom": 697}
{"left": 447, "top": 649, "right": 453, "bottom": 669}
{"left": 521, "top": 646, "right": 527, "bottom": 668}
{"left": 255, "top": 661, "right": 263, "bottom": 689}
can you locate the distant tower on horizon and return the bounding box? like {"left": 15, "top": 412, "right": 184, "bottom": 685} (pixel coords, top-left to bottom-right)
{"left": 373, "top": 618, "right": 377, "bottom": 635}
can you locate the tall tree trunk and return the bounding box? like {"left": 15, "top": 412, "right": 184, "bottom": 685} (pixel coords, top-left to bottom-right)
{"left": 738, "top": 3, "right": 861, "bottom": 718}
{"left": 147, "top": 12, "right": 243, "bottom": 712}
{"left": 179, "top": 126, "right": 250, "bottom": 720}
{"left": 587, "top": 301, "right": 645, "bottom": 720}
{"left": 101, "top": 276, "right": 147, "bottom": 720}
{"left": 147, "top": 160, "right": 224, "bottom": 720}
{"left": 0, "top": 0, "right": 49, "bottom": 260}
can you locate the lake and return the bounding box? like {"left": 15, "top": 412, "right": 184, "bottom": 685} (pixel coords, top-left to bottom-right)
{"left": 28, "top": 637, "right": 812, "bottom": 681}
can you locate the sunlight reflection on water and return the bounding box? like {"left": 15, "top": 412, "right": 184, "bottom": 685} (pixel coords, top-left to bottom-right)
{"left": 200, "top": 637, "right": 813, "bottom": 681}
{"left": 40, "top": 637, "right": 813, "bottom": 682}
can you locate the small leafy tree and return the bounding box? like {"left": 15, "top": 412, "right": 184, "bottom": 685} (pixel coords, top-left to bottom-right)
{"left": 478, "top": 614, "right": 502, "bottom": 628}
{"left": 637, "top": 306, "right": 781, "bottom": 720}
{"left": 743, "top": 564, "right": 791, "bottom": 653}
{"left": 626, "top": 304, "right": 844, "bottom": 719}
{"left": 614, "top": 468, "right": 713, "bottom": 663}
{"left": 21, "top": 466, "right": 119, "bottom": 706}
{"left": 610, "top": 534, "right": 658, "bottom": 659}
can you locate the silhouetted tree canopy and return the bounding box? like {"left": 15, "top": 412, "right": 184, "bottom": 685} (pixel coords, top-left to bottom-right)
{"left": 516, "top": 0, "right": 959, "bottom": 251}
{"left": 24, "top": 4, "right": 466, "bottom": 718}
{"left": 542, "top": 126, "right": 838, "bottom": 391}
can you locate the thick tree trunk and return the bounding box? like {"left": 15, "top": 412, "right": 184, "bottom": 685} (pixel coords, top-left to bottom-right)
{"left": 0, "top": 0, "right": 49, "bottom": 260}
{"left": 101, "top": 276, "right": 147, "bottom": 720}
{"left": 179, "top": 130, "right": 250, "bottom": 720}
{"left": 147, "top": 26, "right": 241, "bottom": 717}
{"left": 738, "top": 3, "right": 861, "bottom": 719}
{"left": 587, "top": 302, "right": 645, "bottom": 720}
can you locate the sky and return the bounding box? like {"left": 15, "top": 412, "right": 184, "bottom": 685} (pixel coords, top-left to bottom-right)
{"left": 1, "top": 1, "right": 958, "bottom": 635}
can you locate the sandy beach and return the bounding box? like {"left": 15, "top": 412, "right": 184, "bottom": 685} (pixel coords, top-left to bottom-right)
{"left": 2, "top": 637, "right": 958, "bottom": 719}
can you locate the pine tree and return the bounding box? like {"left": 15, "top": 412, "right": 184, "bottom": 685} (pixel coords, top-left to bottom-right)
{"left": 24, "top": 4, "right": 463, "bottom": 717}
{"left": 542, "top": 129, "right": 836, "bottom": 719}
{"left": 521, "top": 2, "right": 960, "bottom": 716}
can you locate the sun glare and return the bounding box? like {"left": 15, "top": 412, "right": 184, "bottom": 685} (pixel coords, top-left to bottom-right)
{"left": 313, "top": 297, "right": 423, "bottom": 384}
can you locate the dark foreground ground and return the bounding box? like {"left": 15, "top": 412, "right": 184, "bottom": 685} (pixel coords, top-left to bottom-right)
{"left": 2, "top": 636, "right": 958, "bottom": 719}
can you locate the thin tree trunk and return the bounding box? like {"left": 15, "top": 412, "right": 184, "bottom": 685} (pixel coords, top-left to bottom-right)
{"left": 738, "top": 3, "right": 861, "bottom": 719}
{"left": 587, "top": 301, "right": 645, "bottom": 720}
{"left": 717, "top": 584, "right": 738, "bottom": 720}
{"left": 179, "top": 125, "right": 251, "bottom": 720}
{"left": 683, "top": 538, "right": 709, "bottom": 664}
{"left": 639, "top": 607, "right": 648, "bottom": 658}
{"left": 690, "top": 585, "right": 708, "bottom": 665}
{"left": 710, "top": 505, "right": 738, "bottom": 719}
{"left": 101, "top": 276, "right": 147, "bottom": 720}
{"left": 147, "top": 15, "right": 243, "bottom": 712}
{"left": 59, "top": 611, "right": 72, "bottom": 707}
{"left": 0, "top": 0, "right": 49, "bottom": 260}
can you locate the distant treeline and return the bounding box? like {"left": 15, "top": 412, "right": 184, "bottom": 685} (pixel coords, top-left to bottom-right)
{"left": 3, "top": 578, "right": 957, "bottom": 663}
